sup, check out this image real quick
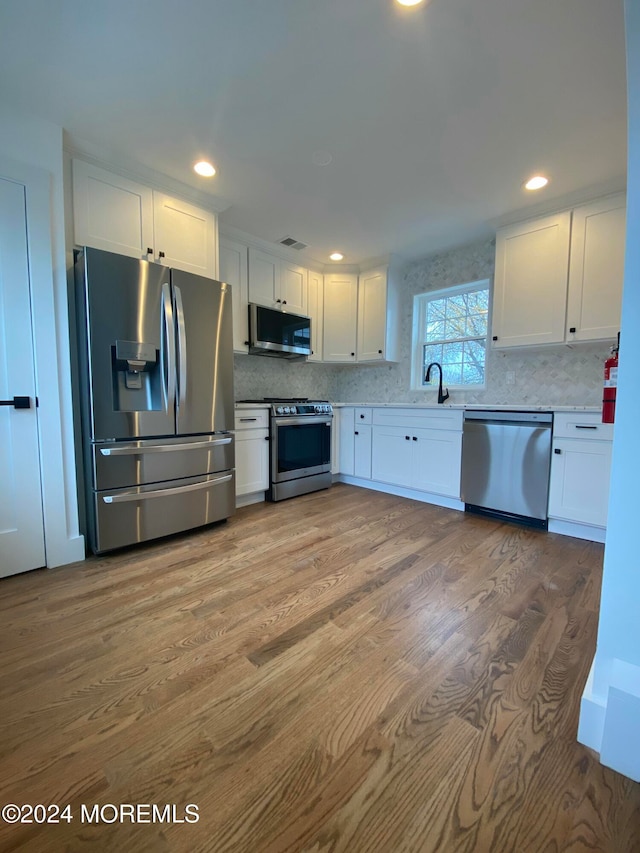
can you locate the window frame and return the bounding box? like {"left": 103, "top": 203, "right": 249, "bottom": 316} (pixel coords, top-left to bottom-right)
{"left": 410, "top": 279, "right": 491, "bottom": 392}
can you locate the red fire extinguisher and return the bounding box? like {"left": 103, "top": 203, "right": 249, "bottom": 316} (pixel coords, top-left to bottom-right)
{"left": 602, "top": 333, "right": 620, "bottom": 423}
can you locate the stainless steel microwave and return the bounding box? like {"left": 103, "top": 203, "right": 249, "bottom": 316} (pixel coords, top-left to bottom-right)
{"left": 248, "top": 303, "right": 311, "bottom": 358}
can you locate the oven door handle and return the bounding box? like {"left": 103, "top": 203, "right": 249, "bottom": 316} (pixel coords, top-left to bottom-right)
{"left": 273, "top": 416, "right": 332, "bottom": 427}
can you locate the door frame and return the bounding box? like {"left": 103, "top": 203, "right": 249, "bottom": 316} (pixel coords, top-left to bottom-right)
{"left": 0, "top": 154, "right": 85, "bottom": 568}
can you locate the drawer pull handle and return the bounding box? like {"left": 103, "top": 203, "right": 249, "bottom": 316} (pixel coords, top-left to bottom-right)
{"left": 554, "top": 448, "right": 562, "bottom": 454}
{"left": 575, "top": 425, "right": 598, "bottom": 430}
{"left": 239, "top": 417, "right": 258, "bottom": 422}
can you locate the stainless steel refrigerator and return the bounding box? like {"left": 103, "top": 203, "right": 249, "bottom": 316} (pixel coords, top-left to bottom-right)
{"left": 75, "top": 247, "right": 235, "bottom": 554}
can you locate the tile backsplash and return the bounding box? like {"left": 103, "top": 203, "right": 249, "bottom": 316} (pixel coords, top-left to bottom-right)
{"left": 234, "top": 238, "right": 611, "bottom": 407}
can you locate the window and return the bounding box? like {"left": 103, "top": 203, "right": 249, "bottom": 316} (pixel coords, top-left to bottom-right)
{"left": 411, "top": 280, "right": 490, "bottom": 389}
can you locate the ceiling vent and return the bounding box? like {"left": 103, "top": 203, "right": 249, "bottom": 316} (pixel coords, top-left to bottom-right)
{"left": 278, "top": 235, "right": 308, "bottom": 251}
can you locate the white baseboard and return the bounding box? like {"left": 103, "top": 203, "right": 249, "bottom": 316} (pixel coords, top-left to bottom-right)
{"left": 335, "top": 475, "right": 465, "bottom": 512}
{"left": 236, "top": 492, "right": 266, "bottom": 508}
{"left": 548, "top": 518, "right": 606, "bottom": 543}
{"left": 579, "top": 655, "right": 640, "bottom": 782}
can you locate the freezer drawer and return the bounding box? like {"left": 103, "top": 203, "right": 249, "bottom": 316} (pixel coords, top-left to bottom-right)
{"left": 92, "top": 434, "right": 234, "bottom": 490}
{"left": 91, "top": 470, "right": 235, "bottom": 553}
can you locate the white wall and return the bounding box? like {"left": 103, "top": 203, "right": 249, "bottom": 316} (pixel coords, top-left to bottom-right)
{"left": 577, "top": 0, "right": 640, "bottom": 782}
{"left": 0, "top": 103, "right": 84, "bottom": 567}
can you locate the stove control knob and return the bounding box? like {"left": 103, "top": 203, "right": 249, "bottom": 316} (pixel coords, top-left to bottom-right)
{"left": 290, "top": 406, "right": 297, "bottom": 414}
{"left": 276, "top": 406, "right": 284, "bottom": 414}
{"left": 314, "top": 405, "right": 321, "bottom": 413}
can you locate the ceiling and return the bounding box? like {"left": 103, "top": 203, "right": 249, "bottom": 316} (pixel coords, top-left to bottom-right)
{"left": 0, "top": 0, "right": 628, "bottom": 266}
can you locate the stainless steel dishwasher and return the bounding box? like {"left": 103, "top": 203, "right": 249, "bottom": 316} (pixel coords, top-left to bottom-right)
{"left": 461, "top": 410, "right": 553, "bottom": 528}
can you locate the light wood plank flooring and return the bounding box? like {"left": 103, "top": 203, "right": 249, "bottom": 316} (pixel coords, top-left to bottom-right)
{"left": 0, "top": 484, "right": 638, "bottom": 852}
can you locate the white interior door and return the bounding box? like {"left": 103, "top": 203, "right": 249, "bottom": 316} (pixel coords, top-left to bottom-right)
{"left": 0, "top": 177, "right": 46, "bottom": 576}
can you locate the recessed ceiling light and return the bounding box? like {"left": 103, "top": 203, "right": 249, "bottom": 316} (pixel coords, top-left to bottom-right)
{"left": 194, "top": 161, "right": 216, "bottom": 177}
{"left": 524, "top": 175, "right": 549, "bottom": 191}
{"left": 396, "top": 0, "right": 425, "bottom": 6}
{"left": 329, "top": 252, "right": 344, "bottom": 261}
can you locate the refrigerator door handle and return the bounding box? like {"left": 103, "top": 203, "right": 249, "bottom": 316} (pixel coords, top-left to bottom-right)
{"left": 161, "top": 283, "right": 176, "bottom": 411}
{"left": 99, "top": 437, "right": 232, "bottom": 456}
{"left": 102, "top": 473, "right": 233, "bottom": 503}
{"left": 174, "top": 284, "right": 187, "bottom": 410}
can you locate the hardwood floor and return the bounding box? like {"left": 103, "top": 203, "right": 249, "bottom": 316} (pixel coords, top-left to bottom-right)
{"left": 0, "top": 484, "right": 638, "bottom": 852}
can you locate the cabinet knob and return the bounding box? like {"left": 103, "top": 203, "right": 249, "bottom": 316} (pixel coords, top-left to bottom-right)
{"left": 554, "top": 448, "right": 562, "bottom": 454}
{"left": 405, "top": 435, "right": 410, "bottom": 440}
{"left": 351, "top": 352, "right": 355, "bottom": 357}
{"left": 244, "top": 341, "right": 249, "bottom": 346}
{"left": 276, "top": 298, "right": 281, "bottom": 303}
{"left": 264, "top": 436, "right": 270, "bottom": 441}
{"left": 360, "top": 414, "right": 365, "bottom": 419}
{"left": 282, "top": 300, "right": 287, "bottom": 305}
{"left": 146, "top": 247, "right": 153, "bottom": 255}
{"left": 355, "top": 430, "right": 359, "bottom": 435}
{"left": 378, "top": 349, "right": 382, "bottom": 354}
{"left": 412, "top": 436, "right": 418, "bottom": 441}
{"left": 492, "top": 335, "right": 498, "bottom": 341}
{"left": 569, "top": 327, "right": 576, "bottom": 333}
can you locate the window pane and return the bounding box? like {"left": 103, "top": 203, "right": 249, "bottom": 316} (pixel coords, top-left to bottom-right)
{"left": 414, "top": 283, "right": 489, "bottom": 388}
{"left": 442, "top": 363, "right": 463, "bottom": 386}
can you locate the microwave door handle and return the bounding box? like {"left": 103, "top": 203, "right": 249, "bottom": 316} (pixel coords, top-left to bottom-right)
{"left": 174, "top": 285, "right": 187, "bottom": 409}
{"left": 161, "top": 283, "right": 176, "bottom": 411}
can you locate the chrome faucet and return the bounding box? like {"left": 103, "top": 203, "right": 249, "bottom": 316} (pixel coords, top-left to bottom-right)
{"left": 425, "top": 362, "right": 450, "bottom": 404}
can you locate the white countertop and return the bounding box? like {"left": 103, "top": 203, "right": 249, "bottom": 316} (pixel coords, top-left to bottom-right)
{"left": 330, "top": 402, "right": 601, "bottom": 413}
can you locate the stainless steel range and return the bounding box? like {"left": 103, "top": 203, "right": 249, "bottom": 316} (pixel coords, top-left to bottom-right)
{"left": 238, "top": 398, "right": 333, "bottom": 501}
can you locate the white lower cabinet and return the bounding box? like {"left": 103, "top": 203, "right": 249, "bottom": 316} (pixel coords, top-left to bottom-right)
{"left": 371, "top": 424, "right": 461, "bottom": 497}
{"left": 548, "top": 413, "right": 613, "bottom": 534}
{"left": 234, "top": 409, "right": 269, "bottom": 504}
{"left": 354, "top": 412, "right": 372, "bottom": 479}
{"left": 338, "top": 407, "right": 463, "bottom": 502}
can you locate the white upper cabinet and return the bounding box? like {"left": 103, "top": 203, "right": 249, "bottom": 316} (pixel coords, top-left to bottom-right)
{"left": 307, "top": 270, "right": 324, "bottom": 362}
{"left": 73, "top": 159, "right": 154, "bottom": 259}
{"left": 492, "top": 211, "right": 571, "bottom": 348}
{"left": 493, "top": 194, "right": 626, "bottom": 349}
{"left": 566, "top": 194, "right": 626, "bottom": 342}
{"left": 323, "top": 266, "right": 399, "bottom": 364}
{"left": 72, "top": 160, "right": 218, "bottom": 278}
{"left": 323, "top": 273, "right": 358, "bottom": 362}
{"left": 219, "top": 236, "right": 249, "bottom": 354}
{"left": 152, "top": 192, "right": 216, "bottom": 278}
{"left": 357, "top": 267, "right": 387, "bottom": 361}
{"left": 247, "top": 247, "right": 307, "bottom": 315}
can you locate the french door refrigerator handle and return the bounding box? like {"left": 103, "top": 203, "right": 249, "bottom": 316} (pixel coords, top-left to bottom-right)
{"left": 173, "top": 284, "right": 187, "bottom": 409}
{"left": 161, "top": 283, "right": 176, "bottom": 411}
{"left": 99, "top": 436, "right": 233, "bottom": 456}
{"left": 102, "top": 473, "right": 233, "bottom": 503}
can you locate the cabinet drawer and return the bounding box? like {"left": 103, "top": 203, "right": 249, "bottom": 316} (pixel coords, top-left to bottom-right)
{"left": 354, "top": 407, "right": 372, "bottom": 424}
{"left": 235, "top": 408, "right": 269, "bottom": 430}
{"left": 372, "top": 407, "right": 463, "bottom": 431}
{"left": 553, "top": 412, "right": 612, "bottom": 441}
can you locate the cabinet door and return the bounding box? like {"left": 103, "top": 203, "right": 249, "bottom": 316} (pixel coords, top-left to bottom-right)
{"left": 307, "top": 270, "right": 324, "bottom": 362}
{"left": 72, "top": 159, "right": 153, "bottom": 259}
{"left": 338, "top": 408, "right": 355, "bottom": 476}
{"left": 493, "top": 212, "right": 571, "bottom": 347}
{"left": 566, "top": 194, "right": 626, "bottom": 342}
{"left": 220, "top": 237, "right": 249, "bottom": 353}
{"left": 371, "top": 425, "right": 413, "bottom": 488}
{"left": 323, "top": 274, "right": 358, "bottom": 362}
{"left": 354, "top": 425, "right": 372, "bottom": 479}
{"left": 280, "top": 261, "right": 307, "bottom": 315}
{"left": 235, "top": 430, "right": 269, "bottom": 496}
{"left": 411, "top": 429, "right": 462, "bottom": 497}
{"left": 357, "top": 267, "right": 387, "bottom": 361}
{"left": 152, "top": 193, "right": 216, "bottom": 278}
{"left": 248, "top": 247, "right": 279, "bottom": 306}
{"left": 548, "top": 439, "right": 611, "bottom": 527}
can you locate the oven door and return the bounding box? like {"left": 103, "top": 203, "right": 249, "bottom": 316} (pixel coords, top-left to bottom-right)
{"left": 271, "top": 416, "right": 332, "bottom": 483}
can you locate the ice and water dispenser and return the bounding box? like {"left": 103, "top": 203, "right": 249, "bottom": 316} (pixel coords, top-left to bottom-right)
{"left": 111, "top": 339, "right": 162, "bottom": 411}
